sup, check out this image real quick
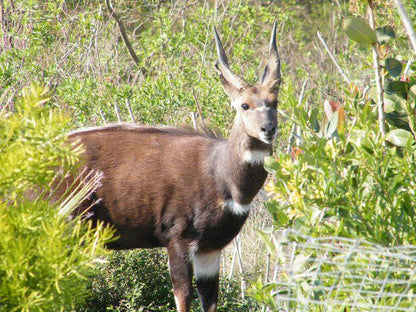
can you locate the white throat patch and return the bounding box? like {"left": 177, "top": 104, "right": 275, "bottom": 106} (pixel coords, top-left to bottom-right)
{"left": 223, "top": 199, "right": 252, "bottom": 216}
{"left": 243, "top": 150, "right": 269, "bottom": 165}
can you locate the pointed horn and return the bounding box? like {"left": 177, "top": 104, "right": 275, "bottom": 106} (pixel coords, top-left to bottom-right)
{"left": 214, "top": 27, "right": 230, "bottom": 68}
{"left": 261, "top": 21, "right": 281, "bottom": 90}
{"left": 214, "top": 26, "right": 249, "bottom": 90}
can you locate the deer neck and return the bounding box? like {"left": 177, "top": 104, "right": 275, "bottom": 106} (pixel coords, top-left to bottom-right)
{"left": 214, "top": 118, "right": 271, "bottom": 206}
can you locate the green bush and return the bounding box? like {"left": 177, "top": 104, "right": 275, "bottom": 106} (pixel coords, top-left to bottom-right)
{"left": 262, "top": 4, "right": 416, "bottom": 245}
{"left": 0, "top": 85, "right": 113, "bottom": 311}
{"left": 80, "top": 249, "right": 174, "bottom": 312}
{"left": 80, "top": 249, "right": 258, "bottom": 312}
{"left": 252, "top": 2, "right": 416, "bottom": 309}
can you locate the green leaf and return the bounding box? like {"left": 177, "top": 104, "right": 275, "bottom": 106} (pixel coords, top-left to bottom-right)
{"left": 385, "top": 111, "right": 411, "bottom": 131}
{"left": 384, "top": 58, "right": 402, "bottom": 77}
{"left": 343, "top": 17, "right": 377, "bottom": 48}
{"left": 264, "top": 156, "right": 280, "bottom": 174}
{"left": 376, "top": 26, "right": 396, "bottom": 44}
{"left": 385, "top": 129, "right": 413, "bottom": 147}
{"left": 385, "top": 93, "right": 407, "bottom": 112}
{"left": 409, "top": 85, "right": 416, "bottom": 100}
{"left": 309, "top": 108, "right": 321, "bottom": 133}
{"left": 325, "top": 111, "right": 338, "bottom": 139}
{"left": 257, "top": 230, "right": 277, "bottom": 255}
{"left": 385, "top": 80, "right": 409, "bottom": 98}
{"left": 292, "top": 252, "right": 313, "bottom": 275}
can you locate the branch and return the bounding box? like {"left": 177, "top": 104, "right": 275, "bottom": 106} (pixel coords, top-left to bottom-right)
{"left": 368, "top": 2, "right": 386, "bottom": 136}
{"left": 404, "top": 57, "right": 414, "bottom": 76}
{"left": 392, "top": 0, "right": 416, "bottom": 53}
{"left": 317, "top": 31, "right": 351, "bottom": 85}
{"left": 125, "top": 99, "right": 136, "bottom": 124}
{"left": 286, "top": 78, "right": 309, "bottom": 154}
{"left": 105, "top": 0, "right": 143, "bottom": 69}
{"left": 114, "top": 102, "right": 122, "bottom": 122}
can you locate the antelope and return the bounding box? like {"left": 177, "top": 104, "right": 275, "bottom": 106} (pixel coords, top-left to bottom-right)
{"left": 67, "top": 22, "right": 281, "bottom": 312}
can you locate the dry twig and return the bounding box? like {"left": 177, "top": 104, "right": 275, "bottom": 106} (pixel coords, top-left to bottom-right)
{"left": 125, "top": 99, "right": 136, "bottom": 124}
{"left": 317, "top": 31, "right": 351, "bottom": 85}
{"left": 393, "top": 0, "right": 416, "bottom": 53}
{"left": 368, "top": 1, "right": 386, "bottom": 136}
{"left": 286, "top": 78, "right": 309, "bottom": 154}
{"left": 105, "top": 0, "right": 144, "bottom": 73}
{"left": 114, "top": 102, "right": 122, "bottom": 122}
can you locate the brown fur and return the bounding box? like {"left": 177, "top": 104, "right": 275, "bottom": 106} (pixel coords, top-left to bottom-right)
{"left": 67, "top": 124, "right": 268, "bottom": 251}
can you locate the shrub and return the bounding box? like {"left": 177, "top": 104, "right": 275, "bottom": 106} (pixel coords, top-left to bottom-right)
{"left": 253, "top": 2, "right": 416, "bottom": 310}
{"left": 0, "top": 85, "right": 113, "bottom": 311}
{"left": 80, "top": 249, "right": 259, "bottom": 312}
{"left": 262, "top": 6, "right": 416, "bottom": 245}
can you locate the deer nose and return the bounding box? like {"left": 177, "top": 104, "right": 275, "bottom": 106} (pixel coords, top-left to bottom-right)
{"left": 261, "top": 124, "right": 276, "bottom": 137}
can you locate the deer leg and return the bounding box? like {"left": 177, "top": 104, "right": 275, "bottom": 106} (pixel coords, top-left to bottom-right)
{"left": 193, "top": 250, "right": 221, "bottom": 312}
{"left": 167, "top": 242, "right": 193, "bottom": 312}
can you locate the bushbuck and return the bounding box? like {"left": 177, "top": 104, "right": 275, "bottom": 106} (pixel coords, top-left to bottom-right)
{"left": 67, "top": 22, "right": 281, "bottom": 312}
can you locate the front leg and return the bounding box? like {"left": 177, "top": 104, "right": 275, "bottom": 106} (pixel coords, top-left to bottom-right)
{"left": 167, "top": 242, "right": 193, "bottom": 312}
{"left": 193, "top": 250, "right": 221, "bottom": 312}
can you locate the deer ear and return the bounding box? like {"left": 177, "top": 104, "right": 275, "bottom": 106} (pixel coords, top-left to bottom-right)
{"left": 214, "top": 27, "right": 249, "bottom": 98}
{"left": 260, "top": 21, "right": 281, "bottom": 92}
{"left": 260, "top": 64, "right": 269, "bottom": 84}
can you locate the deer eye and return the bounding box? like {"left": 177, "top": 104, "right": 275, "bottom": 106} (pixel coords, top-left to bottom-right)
{"left": 241, "top": 103, "right": 250, "bottom": 110}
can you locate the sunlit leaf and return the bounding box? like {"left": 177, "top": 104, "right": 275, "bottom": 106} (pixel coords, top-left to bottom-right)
{"left": 343, "top": 17, "right": 377, "bottom": 48}
{"left": 264, "top": 156, "right": 280, "bottom": 174}
{"left": 324, "top": 99, "right": 333, "bottom": 120}
{"left": 257, "top": 229, "right": 277, "bottom": 255}
{"left": 292, "top": 252, "right": 313, "bottom": 275}
{"left": 385, "top": 129, "right": 413, "bottom": 147}
{"left": 384, "top": 93, "right": 407, "bottom": 112}
{"left": 325, "top": 111, "right": 339, "bottom": 139}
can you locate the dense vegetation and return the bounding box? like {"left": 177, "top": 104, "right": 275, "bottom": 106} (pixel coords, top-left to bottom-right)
{"left": 0, "top": 84, "right": 113, "bottom": 311}
{"left": 1, "top": 0, "right": 416, "bottom": 311}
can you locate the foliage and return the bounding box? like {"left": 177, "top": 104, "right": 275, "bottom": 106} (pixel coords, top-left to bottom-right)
{"left": 263, "top": 2, "right": 416, "bottom": 246}
{"left": 0, "top": 85, "right": 113, "bottom": 311}
{"left": 79, "top": 249, "right": 174, "bottom": 312}
{"left": 254, "top": 1, "right": 416, "bottom": 310}
{"left": 0, "top": 84, "right": 74, "bottom": 198}
{"left": 79, "top": 249, "right": 258, "bottom": 312}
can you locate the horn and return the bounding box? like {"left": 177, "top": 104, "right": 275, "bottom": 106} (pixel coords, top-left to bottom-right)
{"left": 214, "top": 27, "right": 249, "bottom": 90}
{"left": 261, "top": 21, "right": 281, "bottom": 90}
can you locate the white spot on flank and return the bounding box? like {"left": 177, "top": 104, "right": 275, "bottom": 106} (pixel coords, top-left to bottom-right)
{"left": 243, "top": 150, "right": 269, "bottom": 165}
{"left": 223, "top": 199, "right": 252, "bottom": 216}
{"left": 192, "top": 250, "right": 221, "bottom": 279}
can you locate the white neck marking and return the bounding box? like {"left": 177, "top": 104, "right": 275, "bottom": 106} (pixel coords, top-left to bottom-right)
{"left": 242, "top": 150, "right": 269, "bottom": 165}
{"left": 223, "top": 199, "right": 252, "bottom": 216}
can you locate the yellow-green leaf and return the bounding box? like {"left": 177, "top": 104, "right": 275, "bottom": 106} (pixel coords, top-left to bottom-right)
{"left": 343, "top": 17, "right": 377, "bottom": 48}
{"left": 385, "top": 129, "right": 413, "bottom": 147}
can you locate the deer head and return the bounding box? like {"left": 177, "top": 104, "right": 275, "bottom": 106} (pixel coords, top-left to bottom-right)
{"left": 214, "top": 22, "right": 281, "bottom": 145}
